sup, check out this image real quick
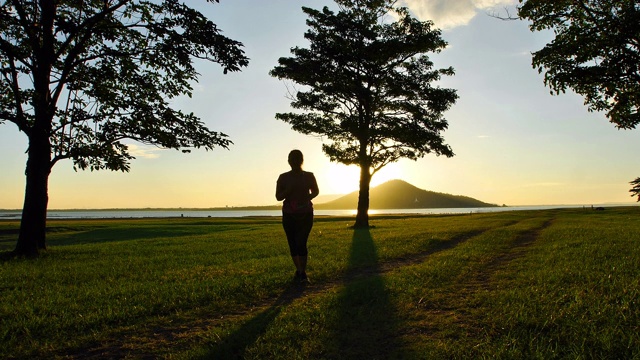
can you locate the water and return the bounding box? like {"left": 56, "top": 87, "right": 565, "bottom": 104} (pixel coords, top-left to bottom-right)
{"left": 0, "top": 204, "right": 625, "bottom": 220}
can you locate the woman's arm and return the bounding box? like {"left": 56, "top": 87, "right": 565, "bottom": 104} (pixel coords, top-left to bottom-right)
{"left": 275, "top": 175, "right": 288, "bottom": 201}
{"left": 308, "top": 173, "right": 319, "bottom": 200}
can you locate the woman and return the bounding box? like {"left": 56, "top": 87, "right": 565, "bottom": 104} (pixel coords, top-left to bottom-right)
{"left": 275, "top": 150, "right": 319, "bottom": 282}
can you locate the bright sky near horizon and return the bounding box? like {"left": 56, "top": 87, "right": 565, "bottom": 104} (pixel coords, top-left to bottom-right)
{"left": 1, "top": 0, "right": 640, "bottom": 210}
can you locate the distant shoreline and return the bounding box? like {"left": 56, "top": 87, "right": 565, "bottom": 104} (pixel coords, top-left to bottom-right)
{"left": 0, "top": 206, "right": 282, "bottom": 212}
{"left": 0, "top": 202, "right": 638, "bottom": 212}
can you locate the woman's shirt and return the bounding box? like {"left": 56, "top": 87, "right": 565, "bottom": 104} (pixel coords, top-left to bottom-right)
{"left": 276, "top": 170, "right": 319, "bottom": 214}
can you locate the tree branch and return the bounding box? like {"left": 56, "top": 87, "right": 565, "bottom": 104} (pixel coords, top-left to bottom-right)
{"left": 2, "top": 57, "right": 30, "bottom": 134}
{"left": 52, "top": 1, "right": 131, "bottom": 107}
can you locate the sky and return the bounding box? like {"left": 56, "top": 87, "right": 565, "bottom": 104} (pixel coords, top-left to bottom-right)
{"left": 1, "top": 0, "right": 640, "bottom": 209}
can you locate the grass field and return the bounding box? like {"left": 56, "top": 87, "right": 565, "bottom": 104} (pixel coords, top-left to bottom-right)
{"left": 1, "top": 207, "right": 639, "bottom": 359}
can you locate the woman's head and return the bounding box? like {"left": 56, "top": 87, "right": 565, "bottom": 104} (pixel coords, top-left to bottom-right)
{"left": 288, "top": 149, "right": 304, "bottom": 170}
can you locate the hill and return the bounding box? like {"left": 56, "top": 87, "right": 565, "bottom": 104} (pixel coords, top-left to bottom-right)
{"left": 315, "top": 179, "right": 497, "bottom": 210}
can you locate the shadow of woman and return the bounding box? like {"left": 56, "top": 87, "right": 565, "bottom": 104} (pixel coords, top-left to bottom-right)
{"left": 203, "top": 229, "right": 401, "bottom": 359}
{"left": 324, "top": 227, "right": 401, "bottom": 358}
{"left": 202, "top": 281, "right": 306, "bottom": 359}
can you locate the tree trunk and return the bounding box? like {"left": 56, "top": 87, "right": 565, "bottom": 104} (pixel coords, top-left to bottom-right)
{"left": 354, "top": 164, "right": 372, "bottom": 228}
{"left": 13, "top": 1, "right": 56, "bottom": 257}
{"left": 14, "top": 133, "right": 52, "bottom": 257}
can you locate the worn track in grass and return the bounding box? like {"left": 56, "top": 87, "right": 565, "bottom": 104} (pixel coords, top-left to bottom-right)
{"left": 402, "top": 218, "right": 555, "bottom": 342}
{"left": 66, "top": 217, "right": 554, "bottom": 359}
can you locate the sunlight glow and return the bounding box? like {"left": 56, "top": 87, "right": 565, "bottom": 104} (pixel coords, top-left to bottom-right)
{"left": 322, "top": 162, "right": 404, "bottom": 195}
{"left": 324, "top": 163, "right": 360, "bottom": 194}
{"left": 371, "top": 163, "right": 403, "bottom": 188}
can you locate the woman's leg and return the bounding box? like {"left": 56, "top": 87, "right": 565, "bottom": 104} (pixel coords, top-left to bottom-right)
{"left": 282, "top": 213, "right": 300, "bottom": 273}
{"left": 283, "top": 212, "right": 313, "bottom": 280}
{"left": 295, "top": 213, "right": 313, "bottom": 279}
{"left": 292, "top": 255, "right": 307, "bottom": 273}
{"left": 292, "top": 255, "right": 303, "bottom": 272}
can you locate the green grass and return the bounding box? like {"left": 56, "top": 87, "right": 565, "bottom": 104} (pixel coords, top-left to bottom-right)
{"left": 1, "top": 208, "right": 639, "bottom": 359}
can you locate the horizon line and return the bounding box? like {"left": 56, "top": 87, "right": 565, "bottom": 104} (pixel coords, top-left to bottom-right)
{"left": 1, "top": 202, "right": 638, "bottom": 212}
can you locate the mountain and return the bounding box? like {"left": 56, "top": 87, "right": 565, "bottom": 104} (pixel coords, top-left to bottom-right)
{"left": 315, "top": 179, "right": 497, "bottom": 210}
{"left": 314, "top": 193, "right": 343, "bottom": 204}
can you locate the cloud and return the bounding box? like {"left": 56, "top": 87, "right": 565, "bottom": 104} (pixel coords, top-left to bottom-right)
{"left": 127, "top": 144, "right": 163, "bottom": 159}
{"left": 399, "top": 0, "right": 517, "bottom": 29}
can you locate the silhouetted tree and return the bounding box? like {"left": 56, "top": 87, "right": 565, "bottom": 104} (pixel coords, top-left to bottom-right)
{"left": 504, "top": 1, "right": 639, "bottom": 199}
{"left": 0, "top": 0, "right": 248, "bottom": 256}
{"left": 517, "top": 0, "right": 639, "bottom": 128}
{"left": 270, "top": 0, "right": 457, "bottom": 228}
{"left": 630, "top": 178, "right": 640, "bottom": 201}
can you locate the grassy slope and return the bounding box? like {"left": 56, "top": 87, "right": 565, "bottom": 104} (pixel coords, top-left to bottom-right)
{"left": 0, "top": 208, "right": 638, "bottom": 359}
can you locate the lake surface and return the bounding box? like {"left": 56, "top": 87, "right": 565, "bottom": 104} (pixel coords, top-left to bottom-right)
{"left": 0, "top": 204, "right": 628, "bottom": 220}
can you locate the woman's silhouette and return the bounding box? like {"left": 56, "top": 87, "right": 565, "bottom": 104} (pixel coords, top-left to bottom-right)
{"left": 276, "top": 150, "right": 319, "bottom": 282}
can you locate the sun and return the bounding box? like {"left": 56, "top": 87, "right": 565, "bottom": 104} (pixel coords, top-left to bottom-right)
{"left": 323, "top": 163, "right": 360, "bottom": 195}
{"left": 321, "top": 162, "right": 404, "bottom": 195}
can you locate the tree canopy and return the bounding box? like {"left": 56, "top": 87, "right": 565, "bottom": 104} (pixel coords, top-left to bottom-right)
{"left": 517, "top": 0, "right": 640, "bottom": 129}
{"left": 270, "top": 0, "right": 457, "bottom": 227}
{"left": 0, "top": 0, "right": 248, "bottom": 256}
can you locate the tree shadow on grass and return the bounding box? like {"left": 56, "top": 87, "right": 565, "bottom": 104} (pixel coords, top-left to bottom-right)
{"left": 0, "top": 250, "right": 17, "bottom": 261}
{"left": 0, "top": 228, "right": 19, "bottom": 253}
{"left": 49, "top": 227, "right": 212, "bottom": 246}
{"left": 202, "top": 282, "right": 307, "bottom": 359}
{"left": 0, "top": 228, "right": 195, "bottom": 248}
{"left": 322, "top": 228, "right": 401, "bottom": 358}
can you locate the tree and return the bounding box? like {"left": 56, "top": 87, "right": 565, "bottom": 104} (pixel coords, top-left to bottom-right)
{"left": 0, "top": 0, "right": 249, "bottom": 256}
{"left": 270, "top": 0, "right": 458, "bottom": 228}
{"left": 630, "top": 178, "right": 640, "bottom": 201}
{"left": 517, "top": 0, "right": 639, "bottom": 128}
{"left": 513, "top": 0, "right": 640, "bottom": 200}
